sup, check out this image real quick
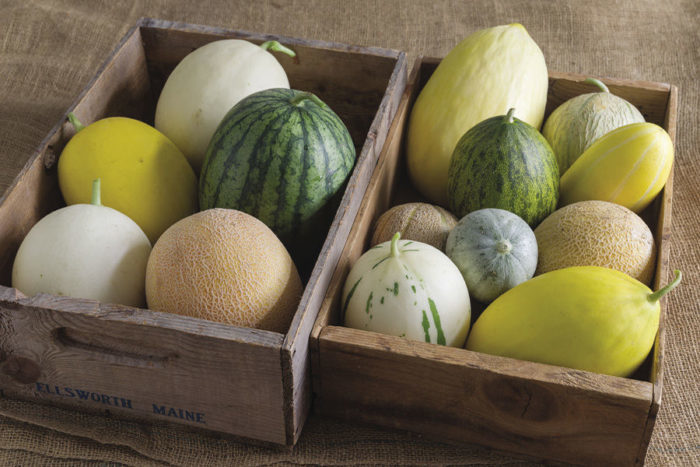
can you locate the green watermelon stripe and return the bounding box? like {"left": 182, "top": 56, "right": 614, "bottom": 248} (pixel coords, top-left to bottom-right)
{"left": 298, "top": 107, "right": 334, "bottom": 197}
{"left": 238, "top": 107, "right": 296, "bottom": 219}
{"left": 293, "top": 108, "right": 313, "bottom": 231}
{"left": 272, "top": 114, "right": 304, "bottom": 230}
{"left": 428, "top": 298, "right": 446, "bottom": 345}
{"left": 312, "top": 110, "right": 356, "bottom": 174}
{"left": 211, "top": 108, "right": 290, "bottom": 208}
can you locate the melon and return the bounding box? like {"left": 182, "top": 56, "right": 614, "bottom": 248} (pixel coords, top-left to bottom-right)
{"left": 447, "top": 109, "right": 559, "bottom": 227}
{"left": 466, "top": 267, "right": 682, "bottom": 377}
{"left": 145, "top": 208, "right": 303, "bottom": 333}
{"left": 559, "top": 122, "right": 674, "bottom": 213}
{"left": 446, "top": 208, "right": 538, "bottom": 303}
{"left": 542, "top": 78, "right": 645, "bottom": 175}
{"left": 199, "top": 88, "right": 355, "bottom": 239}
{"left": 343, "top": 233, "right": 471, "bottom": 347}
{"left": 371, "top": 203, "right": 458, "bottom": 251}
{"left": 534, "top": 200, "right": 656, "bottom": 284}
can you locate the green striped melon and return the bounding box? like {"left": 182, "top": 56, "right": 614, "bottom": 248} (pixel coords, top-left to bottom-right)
{"left": 447, "top": 109, "right": 559, "bottom": 227}
{"left": 342, "top": 233, "right": 471, "bottom": 347}
{"left": 199, "top": 88, "right": 356, "bottom": 238}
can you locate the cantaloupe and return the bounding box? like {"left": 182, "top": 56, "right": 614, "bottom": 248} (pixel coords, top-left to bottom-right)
{"left": 534, "top": 200, "right": 656, "bottom": 284}
{"left": 145, "top": 208, "right": 302, "bottom": 333}
{"left": 371, "top": 203, "right": 458, "bottom": 251}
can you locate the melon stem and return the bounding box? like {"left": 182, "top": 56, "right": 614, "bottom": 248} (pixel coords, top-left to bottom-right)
{"left": 505, "top": 108, "right": 516, "bottom": 123}
{"left": 91, "top": 178, "right": 101, "bottom": 206}
{"left": 648, "top": 270, "right": 682, "bottom": 303}
{"left": 68, "top": 112, "right": 85, "bottom": 132}
{"left": 584, "top": 77, "right": 610, "bottom": 93}
{"left": 260, "top": 41, "right": 296, "bottom": 58}
{"left": 496, "top": 239, "right": 512, "bottom": 254}
{"left": 290, "top": 91, "right": 327, "bottom": 109}
{"left": 390, "top": 232, "right": 401, "bottom": 258}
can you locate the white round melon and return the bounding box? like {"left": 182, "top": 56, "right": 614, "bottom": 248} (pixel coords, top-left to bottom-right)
{"left": 12, "top": 203, "right": 151, "bottom": 307}
{"left": 343, "top": 233, "right": 470, "bottom": 347}
{"left": 155, "top": 39, "right": 292, "bottom": 172}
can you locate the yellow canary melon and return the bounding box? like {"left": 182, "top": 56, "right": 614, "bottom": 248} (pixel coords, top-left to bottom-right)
{"left": 559, "top": 122, "right": 674, "bottom": 213}
{"left": 466, "top": 266, "right": 682, "bottom": 377}
{"left": 145, "top": 208, "right": 302, "bottom": 333}
{"left": 370, "top": 203, "right": 458, "bottom": 251}
{"left": 58, "top": 115, "right": 198, "bottom": 243}
{"left": 534, "top": 201, "right": 656, "bottom": 284}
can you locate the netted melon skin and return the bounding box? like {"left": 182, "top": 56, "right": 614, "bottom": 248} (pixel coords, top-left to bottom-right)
{"left": 534, "top": 200, "right": 656, "bottom": 285}
{"left": 146, "top": 208, "right": 302, "bottom": 333}
{"left": 371, "top": 203, "right": 458, "bottom": 251}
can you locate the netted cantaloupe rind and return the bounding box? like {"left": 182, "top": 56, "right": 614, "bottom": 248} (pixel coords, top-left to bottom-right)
{"left": 371, "top": 202, "right": 458, "bottom": 251}
{"left": 145, "top": 208, "right": 302, "bottom": 333}
{"left": 534, "top": 200, "right": 656, "bottom": 285}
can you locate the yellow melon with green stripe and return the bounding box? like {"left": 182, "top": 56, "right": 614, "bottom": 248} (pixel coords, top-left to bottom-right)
{"left": 559, "top": 122, "right": 674, "bottom": 213}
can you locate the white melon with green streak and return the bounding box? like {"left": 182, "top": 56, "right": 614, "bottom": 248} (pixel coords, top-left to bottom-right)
{"left": 342, "top": 233, "right": 471, "bottom": 347}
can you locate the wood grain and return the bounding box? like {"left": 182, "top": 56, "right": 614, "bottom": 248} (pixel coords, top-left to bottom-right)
{"left": 0, "top": 292, "right": 287, "bottom": 443}
{"left": 0, "top": 18, "right": 406, "bottom": 445}
{"left": 311, "top": 57, "right": 676, "bottom": 464}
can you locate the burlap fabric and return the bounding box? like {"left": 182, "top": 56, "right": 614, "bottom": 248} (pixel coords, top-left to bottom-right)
{"left": 0, "top": 0, "right": 698, "bottom": 465}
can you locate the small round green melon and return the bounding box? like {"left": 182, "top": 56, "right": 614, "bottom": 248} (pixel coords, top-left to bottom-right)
{"left": 446, "top": 208, "right": 538, "bottom": 303}
{"left": 542, "top": 78, "right": 645, "bottom": 175}
{"left": 447, "top": 109, "right": 559, "bottom": 228}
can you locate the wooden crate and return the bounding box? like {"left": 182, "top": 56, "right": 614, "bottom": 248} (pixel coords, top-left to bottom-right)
{"left": 0, "top": 18, "right": 407, "bottom": 446}
{"left": 311, "top": 57, "right": 677, "bottom": 465}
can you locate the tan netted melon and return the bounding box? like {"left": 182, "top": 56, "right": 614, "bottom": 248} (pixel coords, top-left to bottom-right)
{"left": 534, "top": 200, "right": 656, "bottom": 284}
{"left": 371, "top": 202, "right": 458, "bottom": 251}
{"left": 145, "top": 208, "right": 302, "bottom": 333}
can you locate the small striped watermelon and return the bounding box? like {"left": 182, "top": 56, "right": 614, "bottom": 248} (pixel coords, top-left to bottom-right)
{"left": 447, "top": 109, "right": 559, "bottom": 227}
{"left": 199, "top": 88, "right": 356, "bottom": 238}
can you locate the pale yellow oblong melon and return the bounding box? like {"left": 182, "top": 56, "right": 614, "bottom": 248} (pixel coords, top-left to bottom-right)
{"left": 534, "top": 200, "right": 656, "bottom": 284}
{"left": 146, "top": 208, "right": 302, "bottom": 333}
{"left": 559, "top": 122, "right": 674, "bottom": 213}
{"left": 371, "top": 203, "right": 458, "bottom": 251}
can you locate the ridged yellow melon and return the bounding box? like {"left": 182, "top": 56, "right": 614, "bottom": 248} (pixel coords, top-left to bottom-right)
{"left": 559, "top": 122, "right": 674, "bottom": 213}
{"left": 371, "top": 203, "right": 458, "bottom": 251}
{"left": 534, "top": 201, "right": 656, "bottom": 284}
{"left": 145, "top": 208, "right": 302, "bottom": 333}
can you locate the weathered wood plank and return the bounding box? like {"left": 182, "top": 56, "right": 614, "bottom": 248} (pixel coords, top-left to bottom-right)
{"left": 0, "top": 294, "right": 287, "bottom": 443}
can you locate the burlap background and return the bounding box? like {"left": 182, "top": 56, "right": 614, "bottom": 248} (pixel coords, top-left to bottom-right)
{"left": 0, "top": 0, "right": 698, "bottom": 465}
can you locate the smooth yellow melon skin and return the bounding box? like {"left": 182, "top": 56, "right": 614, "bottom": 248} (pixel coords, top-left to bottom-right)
{"left": 58, "top": 117, "right": 198, "bottom": 243}
{"left": 534, "top": 201, "right": 656, "bottom": 284}
{"left": 371, "top": 203, "right": 458, "bottom": 251}
{"left": 559, "top": 122, "right": 674, "bottom": 213}
{"left": 145, "top": 208, "right": 302, "bottom": 333}
{"left": 466, "top": 266, "right": 665, "bottom": 377}
{"left": 406, "top": 24, "right": 548, "bottom": 206}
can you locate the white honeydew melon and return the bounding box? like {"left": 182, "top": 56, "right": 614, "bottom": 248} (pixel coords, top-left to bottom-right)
{"left": 154, "top": 39, "right": 295, "bottom": 172}
{"left": 542, "top": 78, "right": 645, "bottom": 175}
{"left": 407, "top": 23, "right": 549, "bottom": 206}
{"left": 446, "top": 208, "right": 538, "bottom": 304}
{"left": 12, "top": 180, "right": 151, "bottom": 307}
{"left": 343, "top": 233, "right": 471, "bottom": 347}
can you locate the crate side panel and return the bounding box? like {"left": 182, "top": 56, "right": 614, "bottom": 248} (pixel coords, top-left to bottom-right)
{"left": 320, "top": 325, "right": 652, "bottom": 466}
{"left": 0, "top": 296, "right": 287, "bottom": 444}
